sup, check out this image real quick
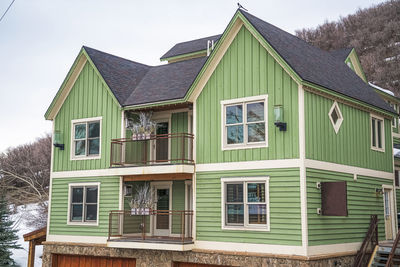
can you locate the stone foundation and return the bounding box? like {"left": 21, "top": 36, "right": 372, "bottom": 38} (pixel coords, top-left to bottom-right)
{"left": 43, "top": 242, "right": 356, "bottom": 267}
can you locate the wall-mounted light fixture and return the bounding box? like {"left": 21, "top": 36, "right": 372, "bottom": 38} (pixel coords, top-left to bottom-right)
{"left": 53, "top": 130, "right": 64, "bottom": 150}
{"left": 274, "top": 105, "right": 287, "bottom": 131}
{"left": 375, "top": 188, "right": 383, "bottom": 196}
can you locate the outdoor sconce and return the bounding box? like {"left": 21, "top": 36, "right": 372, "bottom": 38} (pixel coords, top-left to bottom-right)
{"left": 53, "top": 130, "right": 64, "bottom": 150}
{"left": 274, "top": 105, "right": 287, "bottom": 131}
{"left": 375, "top": 188, "right": 383, "bottom": 196}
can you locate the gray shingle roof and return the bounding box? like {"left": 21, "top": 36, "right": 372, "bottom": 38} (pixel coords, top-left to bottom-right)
{"left": 84, "top": 46, "right": 206, "bottom": 107}
{"left": 239, "top": 10, "right": 394, "bottom": 114}
{"left": 329, "top": 48, "right": 353, "bottom": 62}
{"left": 160, "top": 34, "right": 221, "bottom": 60}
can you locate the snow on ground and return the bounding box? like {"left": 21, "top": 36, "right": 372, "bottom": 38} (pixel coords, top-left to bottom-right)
{"left": 10, "top": 203, "right": 43, "bottom": 267}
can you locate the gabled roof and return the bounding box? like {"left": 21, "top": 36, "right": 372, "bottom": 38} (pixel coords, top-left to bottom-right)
{"left": 160, "top": 34, "right": 221, "bottom": 60}
{"left": 84, "top": 46, "right": 207, "bottom": 107}
{"left": 329, "top": 48, "right": 353, "bottom": 62}
{"left": 239, "top": 10, "right": 394, "bottom": 114}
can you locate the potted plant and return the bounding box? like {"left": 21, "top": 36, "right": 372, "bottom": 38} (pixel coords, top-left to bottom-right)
{"left": 126, "top": 111, "right": 156, "bottom": 140}
{"left": 129, "top": 183, "right": 156, "bottom": 215}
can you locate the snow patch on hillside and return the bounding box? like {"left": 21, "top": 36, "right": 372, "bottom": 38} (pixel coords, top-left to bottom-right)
{"left": 10, "top": 204, "right": 44, "bottom": 267}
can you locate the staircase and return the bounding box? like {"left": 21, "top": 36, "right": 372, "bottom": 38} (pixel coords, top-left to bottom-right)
{"left": 369, "top": 242, "right": 400, "bottom": 266}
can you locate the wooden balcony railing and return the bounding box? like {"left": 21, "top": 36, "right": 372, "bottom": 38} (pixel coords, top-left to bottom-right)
{"left": 110, "top": 133, "right": 194, "bottom": 167}
{"left": 108, "top": 209, "right": 193, "bottom": 244}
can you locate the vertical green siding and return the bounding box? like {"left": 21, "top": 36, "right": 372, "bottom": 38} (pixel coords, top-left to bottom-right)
{"left": 196, "top": 168, "right": 301, "bottom": 245}
{"left": 196, "top": 26, "right": 299, "bottom": 164}
{"left": 305, "top": 91, "right": 393, "bottom": 172}
{"left": 49, "top": 176, "right": 120, "bottom": 236}
{"left": 307, "top": 168, "right": 391, "bottom": 246}
{"left": 171, "top": 112, "right": 189, "bottom": 162}
{"left": 53, "top": 62, "right": 122, "bottom": 171}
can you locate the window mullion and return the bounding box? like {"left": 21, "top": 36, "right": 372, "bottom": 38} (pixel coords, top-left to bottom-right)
{"left": 243, "top": 103, "right": 248, "bottom": 145}
{"left": 83, "top": 186, "right": 86, "bottom": 222}
{"left": 244, "top": 181, "right": 248, "bottom": 227}
{"left": 85, "top": 122, "right": 89, "bottom": 156}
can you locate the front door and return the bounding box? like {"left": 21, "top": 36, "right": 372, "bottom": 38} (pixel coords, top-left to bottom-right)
{"left": 153, "top": 184, "right": 170, "bottom": 236}
{"left": 154, "top": 121, "right": 169, "bottom": 162}
{"left": 383, "top": 188, "right": 394, "bottom": 240}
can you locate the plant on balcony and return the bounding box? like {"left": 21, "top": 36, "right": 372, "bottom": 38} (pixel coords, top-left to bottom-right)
{"left": 126, "top": 111, "right": 156, "bottom": 140}
{"left": 129, "top": 183, "right": 156, "bottom": 215}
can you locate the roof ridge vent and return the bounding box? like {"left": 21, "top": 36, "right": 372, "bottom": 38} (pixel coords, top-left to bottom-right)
{"left": 207, "top": 39, "right": 215, "bottom": 56}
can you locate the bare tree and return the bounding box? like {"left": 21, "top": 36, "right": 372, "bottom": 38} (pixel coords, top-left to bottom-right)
{"left": 296, "top": 0, "right": 400, "bottom": 94}
{"left": 0, "top": 134, "right": 51, "bottom": 228}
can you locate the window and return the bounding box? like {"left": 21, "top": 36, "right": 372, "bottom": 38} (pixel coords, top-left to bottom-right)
{"left": 221, "top": 177, "right": 270, "bottom": 231}
{"left": 71, "top": 117, "right": 102, "bottom": 159}
{"left": 371, "top": 115, "right": 385, "bottom": 152}
{"left": 221, "top": 95, "right": 268, "bottom": 150}
{"left": 388, "top": 101, "right": 397, "bottom": 128}
{"left": 328, "top": 101, "right": 343, "bottom": 134}
{"left": 395, "top": 170, "right": 399, "bottom": 188}
{"left": 68, "top": 183, "right": 99, "bottom": 224}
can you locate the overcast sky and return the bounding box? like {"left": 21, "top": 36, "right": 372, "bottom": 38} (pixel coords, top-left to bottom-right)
{"left": 0, "top": 0, "right": 385, "bottom": 152}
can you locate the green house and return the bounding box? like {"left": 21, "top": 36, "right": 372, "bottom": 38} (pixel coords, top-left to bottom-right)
{"left": 42, "top": 9, "right": 399, "bottom": 267}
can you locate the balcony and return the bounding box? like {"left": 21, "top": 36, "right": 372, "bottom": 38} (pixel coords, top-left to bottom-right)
{"left": 107, "top": 209, "right": 194, "bottom": 250}
{"left": 110, "top": 133, "right": 194, "bottom": 167}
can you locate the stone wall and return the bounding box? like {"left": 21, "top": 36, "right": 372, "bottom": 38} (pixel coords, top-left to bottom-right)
{"left": 43, "top": 243, "right": 356, "bottom": 267}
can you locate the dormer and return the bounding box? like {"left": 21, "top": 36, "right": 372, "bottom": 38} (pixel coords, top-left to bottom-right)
{"left": 330, "top": 48, "right": 368, "bottom": 83}
{"left": 160, "top": 34, "right": 221, "bottom": 63}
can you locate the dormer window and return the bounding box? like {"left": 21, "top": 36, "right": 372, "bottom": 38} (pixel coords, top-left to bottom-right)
{"left": 328, "top": 101, "right": 343, "bottom": 134}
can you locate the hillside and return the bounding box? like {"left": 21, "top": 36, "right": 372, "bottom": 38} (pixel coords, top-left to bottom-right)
{"left": 295, "top": 0, "right": 400, "bottom": 95}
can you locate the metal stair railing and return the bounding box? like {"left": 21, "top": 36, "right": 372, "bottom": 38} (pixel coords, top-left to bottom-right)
{"left": 353, "top": 215, "right": 379, "bottom": 267}
{"left": 385, "top": 228, "right": 400, "bottom": 267}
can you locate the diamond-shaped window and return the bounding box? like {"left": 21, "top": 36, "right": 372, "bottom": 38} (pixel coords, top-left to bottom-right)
{"left": 329, "top": 101, "right": 343, "bottom": 134}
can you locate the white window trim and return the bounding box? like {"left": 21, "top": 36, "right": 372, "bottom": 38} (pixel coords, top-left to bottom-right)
{"left": 220, "top": 95, "right": 268, "bottom": 151}
{"left": 328, "top": 101, "right": 343, "bottom": 134}
{"left": 221, "top": 176, "right": 270, "bottom": 232}
{"left": 370, "top": 114, "right": 385, "bottom": 152}
{"left": 67, "top": 182, "right": 100, "bottom": 226}
{"left": 70, "top": 116, "right": 102, "bottom": 160}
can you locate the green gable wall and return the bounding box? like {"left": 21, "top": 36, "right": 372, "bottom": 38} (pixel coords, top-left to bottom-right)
{"left": 196, "top": 168, "right": 301, "bottom": 246}
{"left": 305, "top": 91, "right": 393, "bottom": 172}
{"left": 49, "top": 176, "right": 120, "bottom": 236}
{"left": 307, "top": 168, "right": 391, "bottom": 246}
{"left": 196, "top": 26, "right": 299, "bottom": 164}
{"left": 53, "top": 62, "right": 122, "bottom": 172}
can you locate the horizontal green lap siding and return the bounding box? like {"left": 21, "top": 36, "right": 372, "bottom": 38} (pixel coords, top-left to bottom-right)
{"left": 49, "top": 176, "right": 120, "bottom": 236}
{"left": 307, "top": 168, "right": 391, "bottom": 246}
{"left": 53, "top": 62, "right": 121, "bottom": 171}
{"left": 196, "top": 26, "right": 299, "bottom": 164}
{"left": 305, "top": 91, "right": 393, "bottom": 172}
{"left": 196, "top": 168, "right": 301, "bottom": 245}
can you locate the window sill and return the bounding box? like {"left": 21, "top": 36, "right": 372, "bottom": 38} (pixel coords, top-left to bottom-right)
{"left": 70, "top": 155, "right": 101, "bottom": 161}
{"left": 222, "top": 142, "right": 268, "bottom": 151}
{"left": 371, "top": 147, "right": 385, "bottom": 153}
{"left": 67, "top": 221, "right": 99, "bottom": 226}
{"left": 222, "top": 225, "right": 270, "bottom": 232}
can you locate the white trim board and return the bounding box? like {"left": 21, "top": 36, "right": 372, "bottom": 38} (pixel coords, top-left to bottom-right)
{"left": 305, "top": 159, "right": 393, "bottom": 179}
{"left": 107, "top": 240, "right": 194, "bottom": 251}
{"left": 194, "top": 240, "right": 304, "bottom": 256}
{"left": 46, "top": 234, "right": 107, "bottom": 244}
{"left": 196, "top": 159, "right": 301, "bottom": 172}
{"left": 51, "top": 164, "right": 195, "bottom": 178}
{"left": 307, "top": 242, "right": 361, "bottom": 256}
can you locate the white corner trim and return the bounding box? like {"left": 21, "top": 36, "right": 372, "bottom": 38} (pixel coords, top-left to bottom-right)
{"left": 307, "top": 242, "right": 361, "bottom": 256}
{"left": 47, "top": 121, "right": 55, "bottom": 237}
{"left": 70, "top": 116, "right": 103, "bottom": 161}
{"left": 298, "top": 85, "right": 308, "bottom": 255}
{"left": 51, "top": 164, "right": 195, "bottom": 178}
{"left": 196, "top": 159, "right": 301, "bottom": 172}
{"left": 46, "top": 234, "right": 107, "bottom": 244}
{"left": 220, "top": 95, "right": 268, "bottom": 151}
{"left": 194, "top": 240, "right": 304, "bottom": 256}
{"left": 107, "top": 240, "right": 194, "bottom": 251}
{"left": 328, "top": 100, "right": 343, "bottom": 134}
{"left": 305, "top": 159, "right": 393, "bottom": 179}
{"left": 67, "top": 182, "right": 100, "bottom": 226}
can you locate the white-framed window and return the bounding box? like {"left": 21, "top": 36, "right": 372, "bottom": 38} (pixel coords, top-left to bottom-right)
{"left": 328, "top": 101, "right": 343, "bottom": 134}
{"left": 71, "top": 117, "right": 102, "bottom": 160}
{"left": 221, "top": 177, "right": 270, "bottom": 231}
{"left": 221, "top": 95, "right": 268, "bottom": 150}
{"left": 370, "top": 114, "right": 385, "bottom": 152}
{"left": 67, "top": 182, "right": 100, "bottom": 225}
{"left": 388, "top": 101, "right": 398, "bottom": 128}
